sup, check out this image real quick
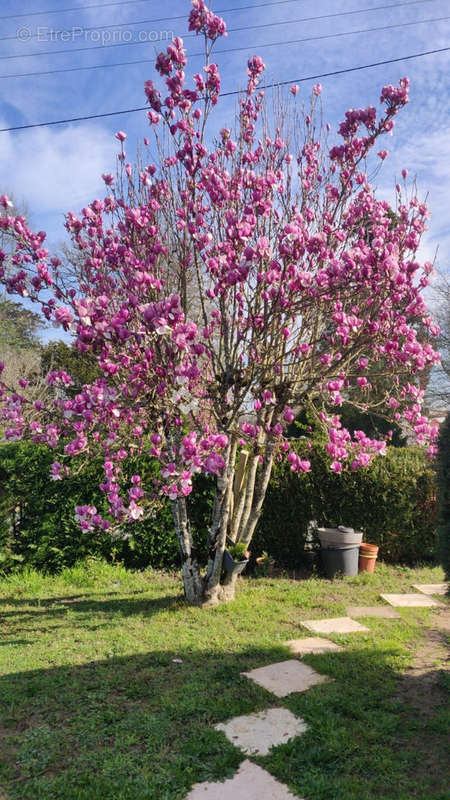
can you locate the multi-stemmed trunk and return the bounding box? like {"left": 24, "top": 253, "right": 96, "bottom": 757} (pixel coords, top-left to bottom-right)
{"left": 170, "top": 434, "right": 276, "bottom": 606}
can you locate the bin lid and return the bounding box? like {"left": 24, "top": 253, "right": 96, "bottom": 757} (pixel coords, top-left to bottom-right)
{"left": 318, "top": 526, "right": 361, "bottom": 535}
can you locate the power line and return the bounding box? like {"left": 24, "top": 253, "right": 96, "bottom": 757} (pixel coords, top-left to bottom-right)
{"left": 0, "top": 0, "right": 439, "bottom": 61}
{"left": 1, "top": 14, "right": 448, "bottom": 79}
{"left": 1, "top": 46, "right": 448, "bottom": 134}
{"left": 0, "top": 0, "right": 301, "bottom": 21}
{"left": 0, "top": 0, "right": 438, "bottom": 41}
{"left": 0, "top": 0, "right": 151, "bottom": 20}
{"left": 0, "top": 0, "right": 311, "bottom": 37}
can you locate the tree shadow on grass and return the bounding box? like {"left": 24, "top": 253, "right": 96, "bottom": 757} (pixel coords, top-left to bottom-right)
{"left": 0, "top": 640, "right": 29, "bottom": 647}
{"left": 0, "top": 643, "right": 448, "bottom": 800}
{"left": 0, "top": 593, "right": 186, "bottom": 642}
{"left": 0, "top": 588, "right": 152, "bottom": 607}
{"left": 0, "top": 593, "right": 181, "bottom": 623}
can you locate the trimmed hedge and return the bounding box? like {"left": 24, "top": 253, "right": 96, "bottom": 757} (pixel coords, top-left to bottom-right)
{"left": 0, "top": 442, "right": 177, "bottom": 572}
{"left": 0, "top": 439, "right": 439, "bottom": 573}
{"left": 254, "top": 443, "right": 438, "bottom": 567}
{"left": 0, "top": 442, "right": 108, "bottom": 572}
{"left": 436, "top": 413, "right": 450, "bottom": 580}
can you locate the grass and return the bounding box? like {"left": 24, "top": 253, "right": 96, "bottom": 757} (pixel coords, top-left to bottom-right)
{"left": 0, "top": 559, "right": 448, "bottom": 800}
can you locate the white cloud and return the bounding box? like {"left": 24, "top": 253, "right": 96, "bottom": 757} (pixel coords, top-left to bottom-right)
{"left": 0, "top": 121, "right": 117, "bottom": 218}
{"left": 376, "top": 126, "right": 450, "bottom": 274}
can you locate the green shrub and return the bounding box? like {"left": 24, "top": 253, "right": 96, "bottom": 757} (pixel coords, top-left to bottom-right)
{"left": 0, "top": 438, "right": 439, "bottom": 574}
{"left": 254, "top": 443, "right": 438, "bottom": 568}
{"left": 0, "top": 442, "right": 179, "bottom": 572}
{"left": 0, "top": 442, "right": 107, "bottom": 572}
{"left": 227, "top": 541, "right": 248, "bottom": 561}
{"left": 314, "top": 444, "right": 438, "bottom": 564}
{"left": 254, "top": 452, "right": 316, "bottom": 568}
{"left": 436, "top": 412, "right": 450, "bottom": 580}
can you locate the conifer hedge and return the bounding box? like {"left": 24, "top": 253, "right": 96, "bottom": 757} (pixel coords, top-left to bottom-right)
{"left": 0, "top": 440, "right": 439, "bottom": 572}
{"left": 436, "top": 413, "right": 450, "bottom": 580}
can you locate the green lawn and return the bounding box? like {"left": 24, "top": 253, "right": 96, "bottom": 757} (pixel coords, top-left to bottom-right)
{"left": 0, "top": 560, "right": 448, "bottom": 800}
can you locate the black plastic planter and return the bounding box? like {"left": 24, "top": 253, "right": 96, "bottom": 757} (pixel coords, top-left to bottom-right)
{"left": 320, "top": 544, "right": 359, "bottom": 579}
{"left": 222, "top": 549, "right": 249, "bottom": 575}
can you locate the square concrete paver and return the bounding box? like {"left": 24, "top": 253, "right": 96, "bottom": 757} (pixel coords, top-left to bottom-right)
{"left": 412, "top": 583, "right": 449, "bottom": 596}
{"left": 184, "top": 759, "right": 302, "bottom": 799}
{"left": 347, "top": 606, "right": 401, "bottom": 619}
{"left": 301, "top": 617, "right": 370, "bottom": 634}
{"left": 215, "top": 707, "right": 308, "bottom": 756}
{"left": 242, "top": 659, "right": 328, "bottom": 697}
{"left": 286, "top": 637, "right": 343, "bottom": 655}
{"left": 380, "top": 593, "right": 444, "bottom": 608}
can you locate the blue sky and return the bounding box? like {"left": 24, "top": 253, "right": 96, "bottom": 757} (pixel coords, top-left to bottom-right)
{"left": 0, "top": 0, "right": 449, "bottom": 276}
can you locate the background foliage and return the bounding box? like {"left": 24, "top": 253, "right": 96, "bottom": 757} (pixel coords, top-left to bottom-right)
{"left": 0, "top": 294, "right": 46, "bottom": 350}
{"left": 0, "top": 439, "right": 438, "bottom": 574}
{"left": 257, "top": 442, "right": 438, "bottom": 568}
{"left": 0, "top": 442, "right": 177, "bottom": 572}
{"left": 436, "top": 412, "right": 450, "bottom": 579}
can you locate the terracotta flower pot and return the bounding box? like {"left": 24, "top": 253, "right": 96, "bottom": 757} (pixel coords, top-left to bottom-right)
{"left": 358, "top": 543, "right": 379, "bottom": 574}
{"left": 255, "top": 555, "right": 276, "bottom": 576}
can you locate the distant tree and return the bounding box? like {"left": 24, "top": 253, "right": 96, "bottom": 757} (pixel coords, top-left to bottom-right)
{"left": 0, "top": 346, "right": 51, "bottom": 428}
{"left": 426, "top": 272, "right": 450, "bottom": 407}
{"left": 0, "top": 294, "right": 46, "bottom": 350}
{"left": 41, "top": 341, "right": 101, "bottom": 397}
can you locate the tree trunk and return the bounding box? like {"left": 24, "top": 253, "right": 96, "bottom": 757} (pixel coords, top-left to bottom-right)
{"left": 171, "top": 432, "right": 275, "bottom": 606}
{"left": 203, "top": 569, "right": 239, "bottom": 606}
{"left": 203, "top": 436, "right": 238, "bottom": 604}
{"left": 240, "top": 440, "right": 275, "bottom": 545}
{"left": 170, "top": 496, "right": 204, "bottom": 605}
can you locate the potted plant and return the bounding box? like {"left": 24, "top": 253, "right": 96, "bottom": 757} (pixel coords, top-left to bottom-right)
{"left": 223, "top": 541, "right": 250, "bottom": 575}
{"left": 255, "top": 550, "right": 276, "bottom": 577}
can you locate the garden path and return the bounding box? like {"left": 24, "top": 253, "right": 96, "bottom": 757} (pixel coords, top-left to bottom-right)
{"left": 184, "top": 584, "right": 448, "bottom": 799}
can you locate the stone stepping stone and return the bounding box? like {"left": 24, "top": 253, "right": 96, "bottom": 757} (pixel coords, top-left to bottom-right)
{"left": 286, "top": 637, "right": 343, "bottom": 655}
{"left": 301, "top": 617, "right": 370, "bottom": 634}
{"left": 215, "top": 707, "right": 307, "bottom": 756}
{"left": 242, "top": 659, "right": 328, "bottom": 697}
{"left": 347, "top": 606, "right": 401, "bottom": 619}
{"left": 412, "top": 583, "right": 449, "bottom": 596}
{"left": 380, "top": 593, "right": 444, "bottom": 608}
{"left": 184, "top": 759, "right": 302, "bottom": 799}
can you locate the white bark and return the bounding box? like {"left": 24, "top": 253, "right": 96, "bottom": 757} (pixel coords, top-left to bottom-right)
{"left": 171, "top": 496, "right": 203, "bottom": 605}
{"left": 172, "top": 427, "right": 275, "bottom": 605}
{"left": 204, "top": 437, "right": 238, "bottom": 600}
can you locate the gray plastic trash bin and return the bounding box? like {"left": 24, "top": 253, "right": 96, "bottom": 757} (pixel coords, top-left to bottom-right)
{"left": 320, "top": 544, "right": 360, "bottom": 579}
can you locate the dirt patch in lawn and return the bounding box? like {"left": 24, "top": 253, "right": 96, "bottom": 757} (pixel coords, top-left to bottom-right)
{"left": 390, "top": 609, "right": 450, "bottom": 797}
{"left": 0, "top": 723, "right": 22, "bottom": 782}
{"left": 395, "top": 609, "right": 450, "bottom": 713}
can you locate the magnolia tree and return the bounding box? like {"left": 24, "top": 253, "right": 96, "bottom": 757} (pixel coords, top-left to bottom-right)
{"left": 0, "top": 1, "right": 441, "bottom": 604}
